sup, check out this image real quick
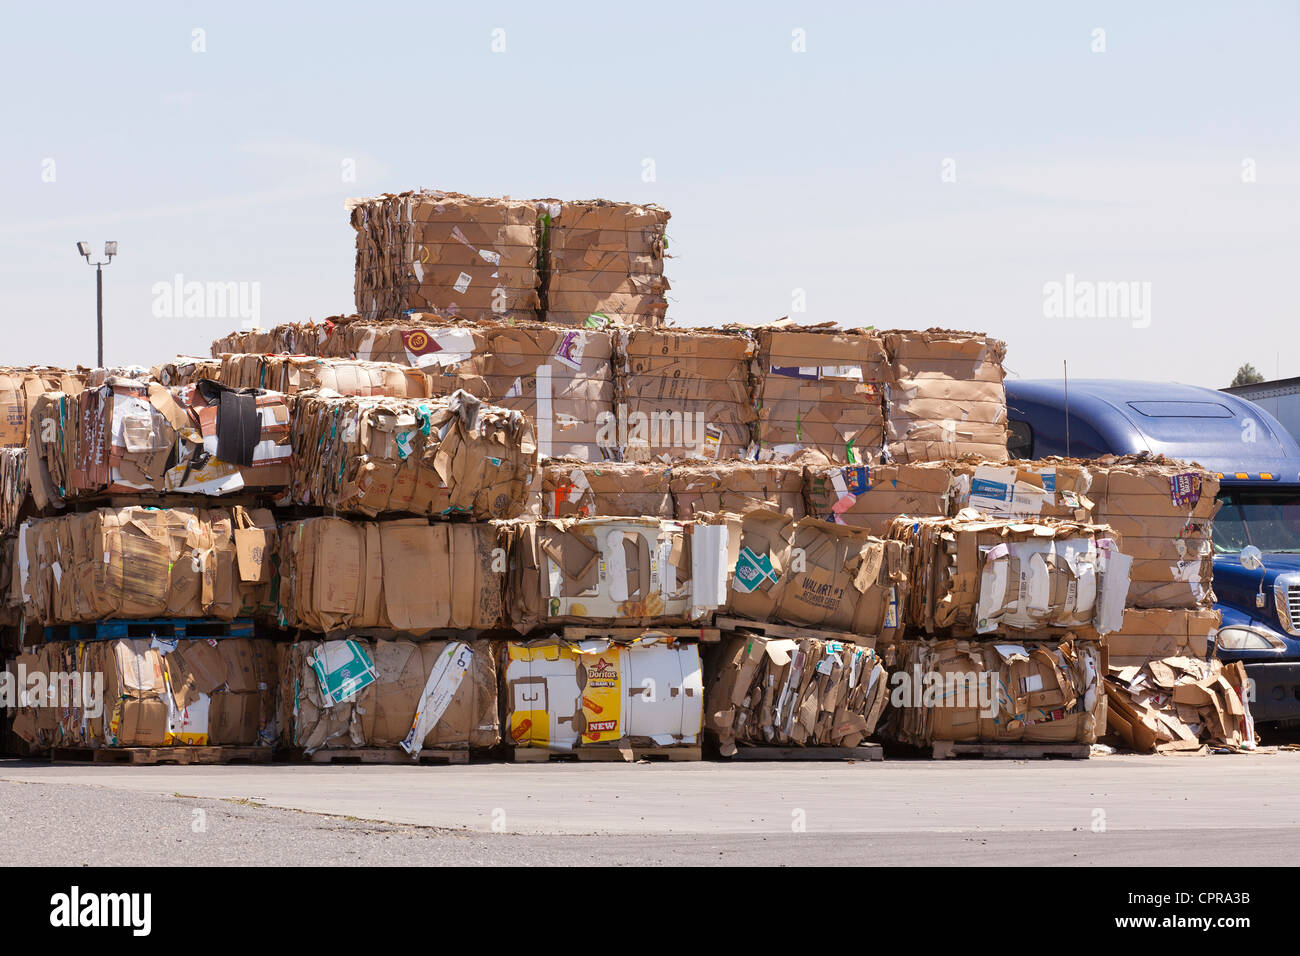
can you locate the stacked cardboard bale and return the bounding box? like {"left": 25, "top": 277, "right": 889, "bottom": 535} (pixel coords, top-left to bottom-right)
{"left": 279, "top": 637, "right": 500, "bottom": 755}
{"left": 503, "top": 635, "right": 701, "bottom": 755}
{"left": 670, "top": 461, "right": 804, "bottom": 519}
{"left": 540, "top": 199, "right": 670, "bottom": 327}
{"left": 803, "top": 461, "right": 952, "bottom": 534}
{"left": 25, "top": 378, "right": 292, "bottom": 509}
{"left": 350, "top": 191, "right": 541, "bottom": 322}
{"left": 536, "top": 459, "right": 672, "bottom": 518}
{"left": 216, "top": 355, "right": 429, "bottom": 397}
{"left": 0, "top": 367, "right": 83, "bottom": 448}
{"left": 882, "top": 330, "right": 1008, "bottom": 463}
{"left": 6, "top": 638, "right": 277, "bottom": 751}
{"left": 276, "top": 518, "right": 503, "bottom": 636}
{"left": 948, "top": 457, "right": 1096, "bottom": 521}
{"left": 616, "top": 328, "right": 755, "bottom": 461}
{"left": 151, "top": 356, "right": 222, "bottom": 387}
{"left": 0, "top": 448, "right": 26, "bottom": 535}
{"left": 287, "top": 390, "right": 537, "bottom": 520}
{"left": 748, "top": 323, "right": 887, "bottom": 463}
{"left": 210, "top": 320, "right": 330, "bottom": 356}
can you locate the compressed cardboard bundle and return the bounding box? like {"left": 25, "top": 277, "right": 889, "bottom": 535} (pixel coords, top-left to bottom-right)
{"left": 670, "top": 461, "right": 805, "bottom": 519}
{"left": 276, "top": 517, "right": 503, "bottom": 635}
{"left": 1105, "top": 655, "right": 1253, "bottom": 753}
{"left": 705, "top": 633, "right": 888, "bottom": 755}
{"left": 210, "top": 321, "right": 331, "bottom": 357}
{"left": 351, "top": 191, "right": 541, "bottom": 322}
{"left": 889, "top": 637, "right": 1105, "bottom": 746}
{"left": 504, "top": 516, "right": 729, "bottom": 631}
{"left": 319, "top": 317, "right": 485, "bottom": 379}
{"left": 80, "top": 366, "right": 152, "bottom": 387}
{"left": 616, "top": 329, "right": 756, "bottom": 461}
{"left": 151, "top": 356, "right": 222, "bottom": 387}
{"left": 288, "top": 390, "right": 536, "bottom": 520}
{"left": 803, "top": 461, "right": 952, "bottom": 534}
{"left": 712, "top": 510, "right": 906, "bottom": 642}
{"left": 281, "top": 637, "right": 500, "bottom": 755}
{"left": 537, "top": 459, "right": 672, "bottom": 518}
{"left": 882, "top": 329, "right": 1008, "bottom": 462}
{"left": 0, "top": 448, "right": 26, "bottom": 535}
{"left": 25, "top": 379, "right": 291, "bottom": 508}
{"left": 1091, "top": 456, "right": 1219, "bottom": 608}
{"left": 749, "top": 324, "right": 887, "bottom": 463}
{"left": 16, "top": 506, "right": 277, "bottom": 625}
{"left": 504, "top": 636, "right": 701, "bottom": 753}
{"left": 0, "top": 367, "right": 83, "bottom": 447}
{"left": 218, "top": 354, "right": 429, "bottom": 397}
{"left": 949, "top": 458, "right": 1096, "bottom": 521}
{"left": 540, "top": 199, "right": 670, "bottom": 327}
{"left": 889, "top": 512, "right": 1130, "bottom": 636}
{"left": 1105, "top": 608, "right": 1219, "bottom": 666}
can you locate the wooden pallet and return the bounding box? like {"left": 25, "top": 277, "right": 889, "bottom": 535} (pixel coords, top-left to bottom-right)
{"left": 928, "top": 740, "right": 1090, "bottom": 760}
{"left": 303, "top": 748, "right": 469, "bottom": 765}
{"left": 43, "top": 618, "right": 255, "bottom": 643}
{"left": 722, "top": 743, "right": 884, "bottom": 762}
{"left": 511, "top": 745, "right": 702, "bottom": 763}
{"left": 50, "top": 746, "right": 272, "bottom": 766}
{"left": 713, "top": 616, "right": 869, "bottom": 647}
{"left": 560, "top": 625, "right": 720, "bottom": 644}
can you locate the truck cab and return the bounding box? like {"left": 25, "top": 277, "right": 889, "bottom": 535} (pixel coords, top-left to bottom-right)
{"left": 1006, "top": 379, "right": 1300, "bottom": 722}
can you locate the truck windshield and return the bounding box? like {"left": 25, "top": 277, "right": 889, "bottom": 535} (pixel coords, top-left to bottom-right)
{"left": 1214, "top": 490, "right": 1300, "bottom": 554}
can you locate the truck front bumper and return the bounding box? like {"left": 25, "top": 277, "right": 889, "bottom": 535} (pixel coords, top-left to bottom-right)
{"left": 1245, "top": 662, "right": 1300, "bottom": 722}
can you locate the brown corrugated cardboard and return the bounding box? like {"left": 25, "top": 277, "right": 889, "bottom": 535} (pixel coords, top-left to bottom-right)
{"left": 1105, "top": 655, "right": 1253, "bottom": 752}
{"left": 0, "top": 448, "right": 27, "bottom": 535}
{"left": 1104, "top": 608, "right": 1219, "bottom": 664}
{"left": 540, "top": 199, "right": 670, "bottom": 327}
{"left": 210, "top": 321, "right": 331, "bottom": 357}
{"left": 889, "top": 637, "right": 1105, "bottom": 746}
{"left": 536, "top": 459, "right": 672, "bottom": 517}
{"left": 949, "top": 457, "right": 1096, "bottom": 521}
{"left": 670, "top": 461, "right": 805, "bottom": 519}
{"left": 276, "top": 517, "right": 503, "bottom": 635}
{"left": 749, "top": 323, "right": 887, "bottom": 463}
{"left": 705, "top": 633, "right": 888, "bottom": 754}
{"left": 0, "top": 367, "right": 84, "bottom": 447}
{"left": 216, "top": 354, "right": 429, "bottom": 397}
{"left": 803, "top": 461, "right": 952, "bottom": 534}
{"left": 288, "top": 389, "right": 537, "bottom": 520}
{"left": 351, "top": 191, "right": 541, "bottom": 322}
{"left": 882, "top": 329, "right": 1008, "bottom": 462}
{"left": 150, "top": 356, "right": 223, "bottom": 386}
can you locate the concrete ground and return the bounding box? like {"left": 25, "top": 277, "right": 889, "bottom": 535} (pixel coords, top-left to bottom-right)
{"left": 2, "top": 751, "right": 1298, "bottom": 865}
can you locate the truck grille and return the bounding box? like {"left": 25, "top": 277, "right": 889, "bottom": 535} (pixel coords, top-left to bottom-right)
{"left": 1276, "top": 579, "right": 1300, "bottom": 635}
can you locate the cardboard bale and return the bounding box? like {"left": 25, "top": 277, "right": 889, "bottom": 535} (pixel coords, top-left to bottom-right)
{"left": 882, "top": 329, "right": 1008, "bottom": 462}
{"left": 712, "top": 510, "right": 906, "bottom": 643}
{"left": 537, "top": 459, "right": 672, "bottom": 518}
{"left": 540, "top": 199, "right": 670, "bottom": 327}
{"left": 889, "top": 512, "right": 1130, "bottom": 637}
{"left": 288, "top": 389, "right": 537, "bottom": 520}
{"left": 1091, "top": 456, "right": 1220, "bottom": 609}
{"left": 504, "top": 516, "right": 729, "bottom": 631}
{"left": 25, "top": 379, "right": 291, "bottom": 509}
{"left": 889, "top": 637, "right": 1105, "bottom": 746}
{"left": 284, "top": 637, "right": 500, "bottom": 754}
{"left": 5, "top": 643, "right": 66, "bottom": 750}
{"left": 803, "top": 461, "right": 952, "bottom": 534}
{"left": 1104, "top": 608, "right": 1219, "bottom": 667}
{"left": 705, "top": 633, "right": 888, "bottom": 755}
{"left": 0, "top": 367, "right": 84, "bottom": 447}
{"left": 1105, "top": 655, "right": 1253, "bottom": 753}
{"left": 0, "top": 448, "right": 27, "bottom": 536}
{"left": 151, "top": 356, "right": 222, "bottom": 387}
{"left": 351, "top": 191, "right": 541, "bottom": 322}
{"left": 504, "top": 636, "right": 700, "bottom": 752}
{"left": 276, "top": 517, "right": 503, "bottom": 636}
{"left": 670, "top": 461, "right": 805, "bottom": 520}
{"left": 949, "top": 457, "right": 1096, "bottom": 522}
{"left": 616, "top": 328, "right": 756, "bottom": 461}
{"left": 750, "top": 324, "right": 887, "bottom": 463}
{"left": 210, "top": 321, "right": 331, "bottom": 357}
{"left": 16, "top": 506, "right": 277, "bottom": 625}
{"left": 217, "top": 354, "right": 429, "bottom": 397}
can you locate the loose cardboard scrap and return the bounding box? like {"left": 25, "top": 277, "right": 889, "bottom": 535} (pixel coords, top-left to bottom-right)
{"left": 276, "top": 517, "right": 503, "bottom": 636}
{"left": 282, "top": 637, "right": 500, "bottom": 754}
{"left": 351, "top": 191, "right": 541, "bottom": 322}
{"left": 705, "top": 632, "right": 888, "bottom": 755}
{"left": 882, "top": 329, "right": 1008, "bottom": 463}
{"left": 889, "top": 511, "right": 1130, "bottom": 636}
{"left": 504, "top": 636, "right": 701, "bottom": 752}
{"left": 1104, "top": 655, "right": 1254, "bottom": 753}
{"left": 709, "top": 510, "right": 907, "bottom": 643}
{"left": 16, "top": 507, "right": 277, "bottom": 625}
{"left": 536, "top": 459, "right": 672, "bottom": 518}
{"left": 288, "top": 389, "right": 537, "bottom": 520}
{"left": 670, "top": 461, "right": 805, "bottom": 520}
{"left": 803, "top": 460, "right": 952, "bottom": 534}
{"left": 888, "top": 637, "right": 1105, "bottom": 746}
{"left": 749, "top": 323, "right": 887, "bottom": 463}
{"left": 504, "top": 516, "right": 728, "bottom": 631}
{"left": 540, "top": 199, "right": 670, "bottom": 328}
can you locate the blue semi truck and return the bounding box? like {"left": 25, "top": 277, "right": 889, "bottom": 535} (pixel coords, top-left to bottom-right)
{"left": 1006, "top": 379, "right": 1300, "bottom": 723}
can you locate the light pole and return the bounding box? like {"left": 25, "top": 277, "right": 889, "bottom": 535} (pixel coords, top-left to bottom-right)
{"left": 77, "top": 241, "right": 118, "bottom": 367}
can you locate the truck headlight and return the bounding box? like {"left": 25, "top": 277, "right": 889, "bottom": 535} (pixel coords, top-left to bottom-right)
{"left": 1216, "top": 625, "right": 1287, "bottom": 651}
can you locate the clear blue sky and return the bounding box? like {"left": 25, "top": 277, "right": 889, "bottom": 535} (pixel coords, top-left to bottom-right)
{"left": 2, "top": 0, "right": 1296, "bottom": 387}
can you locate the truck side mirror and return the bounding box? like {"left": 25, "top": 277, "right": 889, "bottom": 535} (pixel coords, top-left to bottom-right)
{"left": 1240, "top": 545, "right": 1264, "bottom": 571}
